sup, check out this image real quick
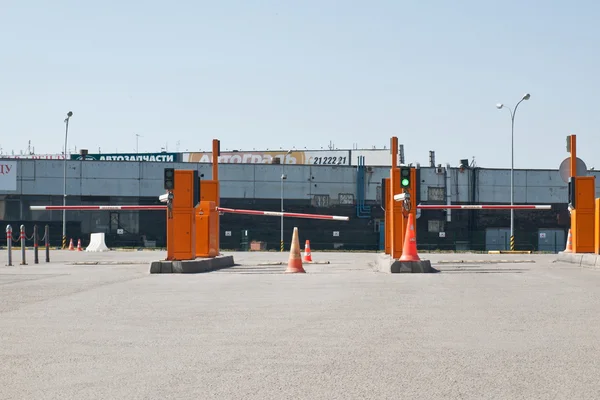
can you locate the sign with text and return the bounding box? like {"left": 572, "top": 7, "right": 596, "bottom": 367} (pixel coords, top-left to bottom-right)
{"left": 0, "top": 161, "right": 17, "bottom": 191}
{"left": 183, "top": 150, "right": 351, "bottom": 165}
{"left": 0, "top": 154, "right": 66, "bottom": 160}
{"left": 70, "top": 153, "right": 179, "bottom": 162}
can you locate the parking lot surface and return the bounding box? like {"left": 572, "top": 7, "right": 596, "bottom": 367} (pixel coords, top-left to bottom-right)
{"left": 1, "top": 250, "right": 598, "bottom": 399}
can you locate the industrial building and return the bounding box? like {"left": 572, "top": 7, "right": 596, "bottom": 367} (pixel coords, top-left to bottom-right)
{"left": 0, "top": 150, "right": 591, "bottom": 253}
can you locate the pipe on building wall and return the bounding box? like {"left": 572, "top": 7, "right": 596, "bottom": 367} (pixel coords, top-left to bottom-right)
{"left": 445, "top": 163, "right": 452, "bottom": 222}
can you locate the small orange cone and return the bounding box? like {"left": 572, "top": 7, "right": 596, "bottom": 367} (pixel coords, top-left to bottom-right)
{"left": 564, "top": 229, "right": 573, "bottom": 253}
{"left": 68, "top": 239, "right": 75, "bottom": 251}
{"left": 399, "top": 213, "right": 420, "bottom": 262}
{"left": 286, "top": 227, "right": 306, "bottom": 273}
{"left": 303, "top": 240, "right": 313, "bottom": 263}
{"left": 77, "top": 239, "right": 83, "bottom": 251}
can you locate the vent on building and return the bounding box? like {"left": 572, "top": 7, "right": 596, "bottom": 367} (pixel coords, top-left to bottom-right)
{"left": 312, "top": 194, "right": 330, "bottom": 208}
{"left": 427, "top": 187, "right": 445, "bottom": 202}
{"left": 338, "top": 193, "right": 354, "bottom": 205}
{"left": 428, "top": 220, "right": 445, "bottom": 233}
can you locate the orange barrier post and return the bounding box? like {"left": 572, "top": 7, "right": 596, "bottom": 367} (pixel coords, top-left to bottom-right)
{"left": 198, "top": 179, "right": 220, "bottom": 257}
{"left": 195, "top": 200, "right": 219, "bottom": 258}
{"left": 166, "top": 170, "right": 198, "bottom": 261}
{"left": 383, "top": 178, "right": 391, "bottom": 255}
{"left": 595, "top": 199, "right": 600, "bottom": 255}
{"left": 286, "top": 227, "right": 305, "bottom": 273}
{"left": 77, "top": 239, "right": 82, "bottom": 252}
{"left": 68, "top": 239, "right": 74, "bottom": 251}
{"left": 570, "top": 176, "right": 595, "bottom": 253}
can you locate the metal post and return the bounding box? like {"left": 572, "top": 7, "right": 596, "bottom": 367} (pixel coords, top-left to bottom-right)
{"left": 280, "top": 164, "right": 284, "bottom": 252}
{"left": 510, "top": 111, "right": 514, "bottom": 251}
{"left": 497, "top": 95, "right": 529, "bottom": 251}
{"left": 63, "top": 126, "right": 67, "bottom": 249}
{"left": 63, "top": 112, "right": 72, "bottom": 249}
{"left": 45, "top": 225, "right": 50, "bottom": 263}
{"left": 6, "top": 225, "right": 12, "bottom": 266}
{"left": 20, "top": 224, "right": 27, "bottom": 265}
{"left": 34, "top": 225, "right": 39, "bottom": 264}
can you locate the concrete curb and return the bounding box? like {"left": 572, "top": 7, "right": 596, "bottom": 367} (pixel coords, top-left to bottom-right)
{"left": 373, "top": 253, "right": 437, "bottom": 273}
{"left": 256, "top": 261, "right": 331, "bottom": 266}
{"left": 437, "top": 260, "right": 536, "bottom": 264}
{"left": 556, "top": 252, "right": 600, "bottom": 268}
{"left": 149, "top": 255, "right": 235, "bottom": 274}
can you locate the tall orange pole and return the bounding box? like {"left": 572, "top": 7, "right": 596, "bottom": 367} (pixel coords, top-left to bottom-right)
{"left": 212, "top": 139, "right": 220, "bottom": 204}
{"left": 389, "top": 137, "right": 404, "bottom": 259}
{"left": 391, "top": 137, "right": 398, "bottom": 170}
{"left": 569, "top": 135, "right": 576, "bottom": 178}
{"left": 212, "top": 139, "right": 221, "bottom": 249}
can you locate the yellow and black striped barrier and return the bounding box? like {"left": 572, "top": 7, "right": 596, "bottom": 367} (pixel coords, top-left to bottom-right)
{"left": 280, "top": 240, "right": 284, "bottom": 252}
{"left": 510, "top": 235, "right": 515, "bottom": 251}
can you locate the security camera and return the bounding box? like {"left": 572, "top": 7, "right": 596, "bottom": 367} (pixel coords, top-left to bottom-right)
{"left": 159, "top": 193, "right": 170, "bottom": 203}
{"left": 394, "top": 193, "right": 410, "bottom": 202}
{"left": 67, "top": 111, "right": 73, "bottom": 117}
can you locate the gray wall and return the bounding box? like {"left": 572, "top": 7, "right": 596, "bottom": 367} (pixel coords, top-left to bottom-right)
{"left": 3, "top": 159, "right": 600, "bottom": 204}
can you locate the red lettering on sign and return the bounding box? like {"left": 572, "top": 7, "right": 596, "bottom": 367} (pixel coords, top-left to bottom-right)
{"left": 0, "top": 164, "right": 11, "bottom": 175}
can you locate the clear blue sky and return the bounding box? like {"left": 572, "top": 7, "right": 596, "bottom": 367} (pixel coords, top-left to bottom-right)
{"left": 2, "top": 0, "right": 599, "bottom": 169}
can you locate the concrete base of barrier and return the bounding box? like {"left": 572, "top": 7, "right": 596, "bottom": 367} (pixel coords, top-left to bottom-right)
{"left": 149, "top": 255, "right": 235, "bottom": 274}
{"left": 556, "top": 252, "right": 600, "bottom": 268}
{"left": 374, "top": 253, "right": 437, "bottom": 273}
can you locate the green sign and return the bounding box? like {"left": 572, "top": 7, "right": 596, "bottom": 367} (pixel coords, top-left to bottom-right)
{"left": 70, "top": 153, "right": 180, "bottom": 162}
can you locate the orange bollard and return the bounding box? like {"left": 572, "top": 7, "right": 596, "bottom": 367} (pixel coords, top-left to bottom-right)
{"left": 286, "top": 227, "right": 306, "bottom": 273}
{"left": 77, "top": 239, "right": 83, "bottom": 251}
{"left": 68, "top": 239, "right": 75, "bottom": 251}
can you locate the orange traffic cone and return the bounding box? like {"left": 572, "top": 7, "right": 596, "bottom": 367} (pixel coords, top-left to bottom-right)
{"left": 77, "top": 239, "right": 83, "bottom": 251}
{"left": 68, "top": 239, "right": 75, "bottom": 251}
{"left": 564, "top": 229, "right": 573, "bottom": 253}
{"left": 399, "top": 213, "right": 421, "bottom": 262}
{"left": 286, "top": 227, "right": 306, "bottom": 273}
{"left": 303, "top": 240, "right": 313, "bottom": 263}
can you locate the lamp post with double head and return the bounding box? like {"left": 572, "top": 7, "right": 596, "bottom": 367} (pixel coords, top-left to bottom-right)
{"left": 62, "top": 111, "right": 73, "bottom": 249}
{"left": 496, "top": 93, "right": 530, "bottom": 251}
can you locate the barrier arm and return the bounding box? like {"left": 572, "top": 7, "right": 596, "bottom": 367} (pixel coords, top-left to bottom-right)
{"left": 30, "top": 205, "right": 350, "bottom": 221}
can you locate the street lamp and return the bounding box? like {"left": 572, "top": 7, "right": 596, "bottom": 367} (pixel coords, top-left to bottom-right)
{"left": 62, "top": 111, "right": 73, "bottom": 249}
{"left": 280, "top": 150, "right": 292, "bottom": 252}
{"left": 496, "top": 93, "right": 530, "bottom": 251}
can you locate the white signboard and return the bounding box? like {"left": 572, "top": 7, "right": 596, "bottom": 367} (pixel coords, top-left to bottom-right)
{"left": 439, "top": 232, "right": 446, "bottom": 238}
{"left": 333, "top": 231, "right": 340, "bottom": 237}
{"left": 225, "top": 231, "right": 232, "bottom": 237}
{"left": 183, "top": 150, "right": 351, "bottom": 166}
{"left": 0, "top": 161, "right": 17, "bottom": 191}
{"left": 117, "top": 228, "right": 124, "bottom": 235}
{"left": 539, "top": 232, "right": 546, "bottom": 239}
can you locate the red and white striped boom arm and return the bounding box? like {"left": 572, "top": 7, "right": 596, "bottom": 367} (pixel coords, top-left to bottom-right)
{"left": 416, "top": 204, "right": 551, "bottom": 210}
{"left": 30, "top": 205, "right": 350, "bottom": 221}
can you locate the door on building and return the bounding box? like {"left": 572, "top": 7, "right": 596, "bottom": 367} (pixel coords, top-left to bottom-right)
{"left": 538, "top": 229, "right": 566, "bottom": 253}
{"left": 485, "top": 228, "right": 510, "bottom": 251}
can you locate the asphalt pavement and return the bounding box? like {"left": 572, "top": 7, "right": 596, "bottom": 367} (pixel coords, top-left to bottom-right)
{"left": 0, "top": 250, "right": 599, "bottom": 400}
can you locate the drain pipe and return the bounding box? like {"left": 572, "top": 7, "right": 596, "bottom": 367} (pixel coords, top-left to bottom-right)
{"left": 446, "top": 163, "right": 452, "bottom": 222}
